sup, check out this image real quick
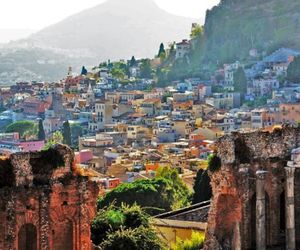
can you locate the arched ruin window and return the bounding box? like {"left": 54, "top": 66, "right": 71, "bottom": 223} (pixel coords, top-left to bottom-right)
{"left": 18, "top": 223, "right": 37, "bottom": 250}
{"left": 52, "top": 220, "right": 73, "bottom": 250}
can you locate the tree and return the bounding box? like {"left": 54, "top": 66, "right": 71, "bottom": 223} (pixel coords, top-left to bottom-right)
{"left": 44, "top": 131, "right": 63, "bottom": 150}
{"left": 190, "top": 24, "right": 204, "bottom": 39}
{"left": 70, "top": 123, "right": 83, "bottom": 147}
{"left": 158, "top": 43, "right": 166, "bottom": 59}
{"left": 37, "top": 119, "right": 45, "bottom": 141}
{"left": 287, "top": 56, "right": 300, "bottom": 83}
{"left": 233, "top": 67, "right": 247, "bottom": 94}
{"left": 98, "top": 168, "right": 191, "bottom": 215}
{"left": 192, "top": 169, "right": 212, "bottom": 204}
{"left": 140, "top": 59, "right": 152, "bottom": 79}
{"left": 5, "top": 120, "right": 37, "bottom": 139}
{"left": 62, "top": 120, "right": 71, "bottom": 146}
{"left": 130, "top": 56, "right": 137, "bottom": 67}
{"left": 192, "top": 169, "right": 204, "bottom": 204}
{"left": 81, "top": 66, "right": 88, "bottom": 75}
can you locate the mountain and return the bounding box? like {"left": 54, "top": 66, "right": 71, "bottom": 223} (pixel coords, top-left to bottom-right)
{"left": 202, "top": 0, "right": 300, "bottom": 64}
{"left": 0, "top": 0, "right": 196, "bottom": 85}
{"left": 25, "top": 0, "right": 196, "bottom": 61}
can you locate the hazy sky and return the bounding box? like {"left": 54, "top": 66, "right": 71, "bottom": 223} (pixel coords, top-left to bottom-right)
{"left": 0, "top": 0, "right": 220, "bottom": 30}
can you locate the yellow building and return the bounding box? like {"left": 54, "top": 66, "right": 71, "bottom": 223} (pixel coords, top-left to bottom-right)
{"left": 152, "top": 201, "right": 209, "bottom": 248}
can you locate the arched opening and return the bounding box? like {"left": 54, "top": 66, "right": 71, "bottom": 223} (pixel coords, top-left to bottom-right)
{"left": 250, "top": 194, "right": 256, "bottom": 249}
{"left": 265, "top": 192, "right": 270, "bottom": 246}
{"left": 279, "top": 191, "right": 286, "bottom": 245}
{"left": 18, "top": 223, "right": 37, "bottom": 250}
{"left": 53, "top": 220, "right": 73, "bottom": 250}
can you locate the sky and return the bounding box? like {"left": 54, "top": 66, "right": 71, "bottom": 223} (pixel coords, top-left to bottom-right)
{"left": 0, "top": 0, "right": 220, "bottom": 30}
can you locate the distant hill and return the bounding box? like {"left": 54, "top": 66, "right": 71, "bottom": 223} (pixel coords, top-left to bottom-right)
{"left": 202, "top": 0, "right": 300, "bottom": 64}
{"left": 0, "top": 29, "right": 35, "bottom": 44}
{"left": 24, "top": 0, "right": 196, "bottom": 61}
{"left": 0, "top": 0, "right": 196, "bottom": 84}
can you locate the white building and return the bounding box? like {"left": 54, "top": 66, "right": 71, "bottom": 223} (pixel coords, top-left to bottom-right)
{"left": 176, "top": 40, "right": 190, "bottom": 59}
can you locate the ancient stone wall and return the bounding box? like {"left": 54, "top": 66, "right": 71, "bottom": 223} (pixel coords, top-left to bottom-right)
{"left": 204, "top": 126, "right": 300, "bottom": 249}
{"left": 0, "top": 144, "right": 99, "bottom": 250}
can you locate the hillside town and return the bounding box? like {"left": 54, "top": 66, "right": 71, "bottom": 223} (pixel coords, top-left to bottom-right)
{"left": 2, "top": 17, "right": 300, "bottom": 249}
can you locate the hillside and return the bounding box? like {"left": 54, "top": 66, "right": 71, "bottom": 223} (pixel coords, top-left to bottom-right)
{"left": 202, "top": 0, "right": 300, "bottom": 64}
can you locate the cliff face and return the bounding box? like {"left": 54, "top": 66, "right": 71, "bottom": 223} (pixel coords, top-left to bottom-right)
{"left": 204, "top": 127, "right": 300, "bottom": 249}
{"left": 202, "top": 0, "right": 300, "bottom": 63}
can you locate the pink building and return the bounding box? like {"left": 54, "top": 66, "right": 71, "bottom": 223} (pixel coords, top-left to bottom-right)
{"left": 19, "top": 140, "right": 45, "bottom": 152}
{"left": 75, "top": 150, "right": 93, "bottom": 164}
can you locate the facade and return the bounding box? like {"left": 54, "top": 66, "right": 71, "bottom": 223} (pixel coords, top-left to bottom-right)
{"left": 252, "top": 78, "right": 280, "bottom": 96}
{"left": 206, "top": 93, "right": 241, "bottom": 109}
{"left": 0, "top": 145, "right": 99, "bottom": 250}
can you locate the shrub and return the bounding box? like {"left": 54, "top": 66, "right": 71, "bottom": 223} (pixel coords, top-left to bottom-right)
{"left": 171, "top": 231, "right": 205, "bottom": 250}
{"left": 208, "top": 154, "right": 221, "bottom": 172}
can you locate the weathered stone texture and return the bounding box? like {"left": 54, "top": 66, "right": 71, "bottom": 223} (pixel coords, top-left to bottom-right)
{"left": 205, "top": 126, "right": 300, "bottom": 249}
{"left": 0, "top": 144, "right": 99, "bottom": 250}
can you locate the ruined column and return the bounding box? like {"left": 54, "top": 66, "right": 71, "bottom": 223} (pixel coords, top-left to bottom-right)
{"left": 256, "top": 170, "right": 267, "bottom": 250}
{"left": 284, "top": 166, "right": 296, "bottom": 250}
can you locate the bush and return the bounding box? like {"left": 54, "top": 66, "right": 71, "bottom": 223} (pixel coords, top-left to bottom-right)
{"left": 98, "top": 173, "right": 190, "bottom": 215}
{"left": 100, "top": 227, "right": 164, "bottom": 250}
{"left": 91, "top": 207, "right": 125, "bottom": 245}
{"left": 92, "top": 204, "right": 165, "bottom": 249}
{"left": 171, "top": 231, "right": 205, "bottom": 250}
{"left": 208, "top": 154, "right": 221, "bottom": 172}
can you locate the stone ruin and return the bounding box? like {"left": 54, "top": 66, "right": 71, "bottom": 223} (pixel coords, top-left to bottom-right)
{"left": 0, "top": 144, "right": 99, "bottom": 250}
{"left": 204, "top": 126, "right": 300, "bottom": 250}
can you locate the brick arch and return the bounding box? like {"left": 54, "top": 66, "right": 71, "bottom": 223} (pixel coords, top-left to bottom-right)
{"left": 18, "top": 223, "right": 37, "bottom": 250}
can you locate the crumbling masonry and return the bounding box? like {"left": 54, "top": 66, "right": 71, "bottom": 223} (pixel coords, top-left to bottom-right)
{"left": 204, "top": 126, "right": 300, "bottom": 250}
{"left": 0, "top": 144, "right": 99, "bottom": 250}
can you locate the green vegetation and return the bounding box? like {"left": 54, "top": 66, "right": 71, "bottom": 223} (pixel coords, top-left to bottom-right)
{"left": 192, "top": 169, "right": 212, "bottom": 204}
{"left": 81, "top": 66, "right": 88, "bottom": 75}
{"left": 190, "top": 24, "right": 204, "bottom": 39}
{"left": 44, "top": 131, "right": 63, "bottom": 150}
{"left": 204, "top": 0, "right": 300, "bottom": 64}
{"left": 62, "top": 120, "right": 71, "bottom": 146}
{"left": 110, "top": 61, "right": 129, "bottom": 80}
{"left": 130, "top": 56, "right": 137, "bottom": 67}
{"left": 70, "top": 123, "right": 83, "bottom": 147}
{"left": 98, "top": 167, "right": 190, "bottom": 215}
{"left": 100, "top": 226, "right": 163, "bottom": 250}
{"left": 158, "top": 43, "right": 166, "bottom": 60}
{"left": 171, "top": 231, "right": 205, "bottom": 250}
{"left": 5, "top": 120, "right": 37, "bottom": 139}
{"left": 208, "top": 154, "right": 221, "bottom": 172}
{"left": 287, "top": 56, "right": 300, "bottom": 83}
{"left": 37, "top": 119, "right": 45, "bottom": 141}
{"left": 140, "top": 59, "right": 152, "bottom": 79}
{"left": 233, "top": 67, "right": 247, "bottom": 95}
{"left": 91, "top": 204, "right": 164, "bottom": 250}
